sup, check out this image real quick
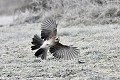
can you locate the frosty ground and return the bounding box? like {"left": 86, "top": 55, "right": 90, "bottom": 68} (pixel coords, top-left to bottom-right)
{"left": 0, "top": 22, "right": 120, "bottom": 80}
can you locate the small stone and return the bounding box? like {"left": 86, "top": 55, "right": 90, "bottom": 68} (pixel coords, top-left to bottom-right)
{"left": 78, "top": 61, "right": 85, "bottom": 64}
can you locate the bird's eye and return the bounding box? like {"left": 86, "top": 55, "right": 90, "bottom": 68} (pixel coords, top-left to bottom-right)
{"left": 55, "top": 37, "right": 60, "bottom": 42}
{"left": 56, "top": 38, "right": 59, "bottom": 40}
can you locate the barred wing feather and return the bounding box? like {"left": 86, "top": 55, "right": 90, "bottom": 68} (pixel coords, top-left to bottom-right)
{"left": 50, "top": 42, "right": 79, "bottom": 60}
{"left": 41, "top": 17, "right": 57, "bottom": 40}
{"left": 31, "top": 34, "right": 43, "bottom": 50}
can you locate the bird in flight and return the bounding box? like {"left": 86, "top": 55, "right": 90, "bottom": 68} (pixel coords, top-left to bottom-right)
{"left": 31, "top": 17, "right": 79, "bottom": 60}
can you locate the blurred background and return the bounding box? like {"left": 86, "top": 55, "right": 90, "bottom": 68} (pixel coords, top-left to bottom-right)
{"left": 0, "top": 0, "right": 120, "bottom": 26}
{"left": 0, "top": 0, "right": 32, "bottom": 25}
{"left": 0, "top": 0, "right": 32, "bottom": 15}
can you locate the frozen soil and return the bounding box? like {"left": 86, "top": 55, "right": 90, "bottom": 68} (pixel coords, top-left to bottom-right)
{"left": 0, "top": 23, "right": 120, "bottom": 80}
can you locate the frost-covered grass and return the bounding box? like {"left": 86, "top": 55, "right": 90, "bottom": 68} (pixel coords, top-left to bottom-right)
{"left": 14, "top": 0, "right": 120, "bottom": 25}
{"left": 0, "top": 23, "right": 120, "bottom": 80}
{"left": 0, "top": 0, "right": 120, "bottom": 80}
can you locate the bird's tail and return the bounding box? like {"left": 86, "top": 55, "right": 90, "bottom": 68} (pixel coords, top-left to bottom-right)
{"left": 31, "top": 34, "right": 43, "bottom": 50}
{"left": 35, "top": 48, "right": 47, "bottom": 59}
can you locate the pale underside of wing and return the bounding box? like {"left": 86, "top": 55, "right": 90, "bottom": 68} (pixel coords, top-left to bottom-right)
{"left": 41, "top": 17, "right": 57, "bottom": 40}
{"left": 50, "top": 42, "right": 79, "bottom": 60}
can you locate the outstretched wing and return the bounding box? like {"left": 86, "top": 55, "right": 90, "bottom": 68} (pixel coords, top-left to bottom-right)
{"left": 41, "top": 17, "right": 57, "bottom": 40}
{"left": 50, "top": 42, "right": 79, "bottom": 60}
{"left": 31, "top": 34, "right": 43, "bottom": 50}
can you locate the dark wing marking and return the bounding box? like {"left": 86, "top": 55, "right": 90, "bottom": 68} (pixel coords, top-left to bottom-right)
{"left": 41, "top": 17, "right": 57, "bottom": 40}
{"left": 34, "top": 48, "right": 47, "bottom": 60}
{"left": 50, "top": 42, "right": 79, "bottom": 60}
{"left": 31, "top": 34, "right": 43, "bottom": 50}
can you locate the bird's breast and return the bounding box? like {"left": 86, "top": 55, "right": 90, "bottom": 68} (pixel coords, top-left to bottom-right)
{"left": 40, "top": 39, "right": 55, "bottom": 48}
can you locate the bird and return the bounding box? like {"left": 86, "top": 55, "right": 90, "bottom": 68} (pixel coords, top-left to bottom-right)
{"left": 31, "top": 17, "right": 79, "bottom": 60}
